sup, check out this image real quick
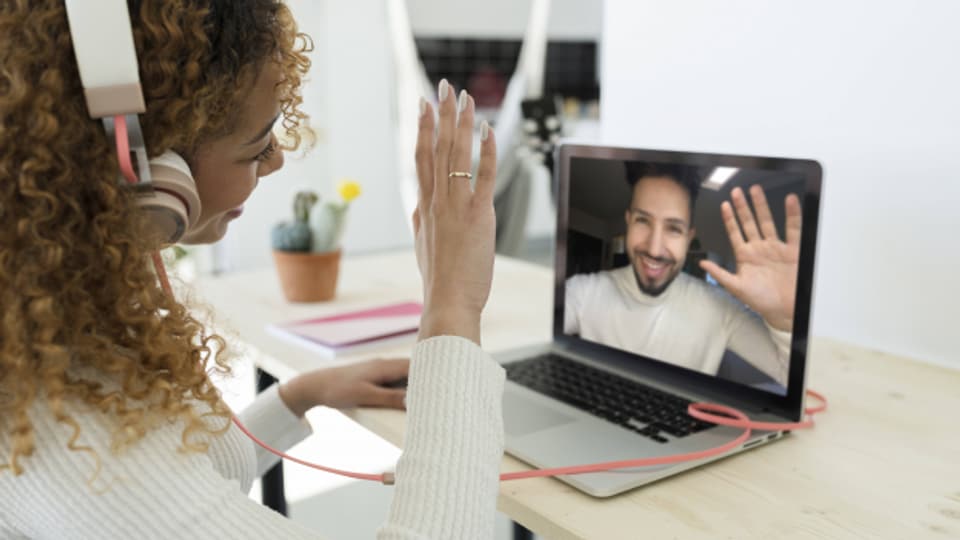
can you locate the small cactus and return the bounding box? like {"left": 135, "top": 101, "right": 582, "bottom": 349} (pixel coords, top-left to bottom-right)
{"left": 271, "top": 191, "right": 319, "bottom": 252}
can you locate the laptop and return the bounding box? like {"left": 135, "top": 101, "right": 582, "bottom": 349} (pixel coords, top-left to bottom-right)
{"left": 498, "top": 144, "right": 822, "bottom": 497}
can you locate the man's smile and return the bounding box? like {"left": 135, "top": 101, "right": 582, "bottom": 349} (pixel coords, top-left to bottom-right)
{"left": 638, "top": 253, "right": 673, "bottom": 280}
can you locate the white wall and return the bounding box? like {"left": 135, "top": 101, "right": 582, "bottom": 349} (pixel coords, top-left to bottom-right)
{"left": 601, "top": 0, "right": 960, "bottom": 368}
{"left": 317, "top": 1, "right": 413, "bottom": 255}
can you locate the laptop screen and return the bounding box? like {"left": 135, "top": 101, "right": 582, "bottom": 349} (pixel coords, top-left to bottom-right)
{"left": 561, "top": 155, "right": 810, "bottom": 396}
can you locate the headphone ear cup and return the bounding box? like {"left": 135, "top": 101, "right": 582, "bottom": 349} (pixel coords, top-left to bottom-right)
{"left": 139, "top": 151, "right": 201, "bottom": 245}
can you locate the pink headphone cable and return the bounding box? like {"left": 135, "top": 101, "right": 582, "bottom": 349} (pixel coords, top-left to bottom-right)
{"left": 125, "top": 120, "right": 828, "bottom": 486}
{"left": 114, "top": 115, "right": 139, "bottom": 185}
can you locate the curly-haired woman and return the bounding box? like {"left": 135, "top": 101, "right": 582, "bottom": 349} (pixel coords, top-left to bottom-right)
{"left": 0, "top": 1, "right": 502, "bottom": 538}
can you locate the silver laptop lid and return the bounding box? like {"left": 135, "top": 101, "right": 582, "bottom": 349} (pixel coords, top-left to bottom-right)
{"left": 552, "top": 144, "right": 823, "bottom": 421}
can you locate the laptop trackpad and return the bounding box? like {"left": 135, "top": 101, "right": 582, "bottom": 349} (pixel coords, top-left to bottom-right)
{"left": 504, "top": 391, "right": 578, "bottom": 437}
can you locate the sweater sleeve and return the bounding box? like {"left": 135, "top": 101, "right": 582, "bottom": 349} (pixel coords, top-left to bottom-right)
{"left": 0, "top": 401, "right": 322, "bottom": 539}
{"left": 725, "top": 304, "right": 791, "bottom": 387}
{"left": 239, "top": 383, "right": 313, "bottom": 476}
{"left": 377, "top": 336, "right": 506, "bottom": 540}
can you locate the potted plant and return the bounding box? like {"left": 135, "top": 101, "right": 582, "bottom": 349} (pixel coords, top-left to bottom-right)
{"left": 271, "top": 181, "right": 361, "bottom": 302}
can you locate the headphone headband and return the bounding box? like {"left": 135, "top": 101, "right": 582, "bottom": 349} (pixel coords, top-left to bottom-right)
{"left": 64, "top": 0, "right": 146, "bottom": 118}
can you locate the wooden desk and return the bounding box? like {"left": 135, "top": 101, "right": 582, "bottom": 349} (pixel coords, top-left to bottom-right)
{"left": 194, "top": 250, "right": 960, "bottom": 540}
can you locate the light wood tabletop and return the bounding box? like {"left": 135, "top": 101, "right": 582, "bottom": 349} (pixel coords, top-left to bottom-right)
{"left": 192, "top": 250, "right": 960, "bottom": 540}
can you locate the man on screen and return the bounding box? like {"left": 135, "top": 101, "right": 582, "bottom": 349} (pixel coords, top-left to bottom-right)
{"left": 564, "top": 162, "right": 802, "bottom": 387}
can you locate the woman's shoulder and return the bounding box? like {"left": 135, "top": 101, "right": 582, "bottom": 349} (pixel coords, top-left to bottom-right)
{"left": 0, "top": 385, "right": 249, "bottom": 494}
{"left": 0, "top": 394, "right": 118, "bottom": 513}
{"left": 1, "top": 390, "right": 163, "bottom": 477}
{"left": 0, "top": 389, "right": 264, "bottom": 539}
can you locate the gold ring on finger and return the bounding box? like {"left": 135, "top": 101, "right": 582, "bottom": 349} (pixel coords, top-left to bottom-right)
{"left": 448, "top": 171, "right": 473, "bottom": 179}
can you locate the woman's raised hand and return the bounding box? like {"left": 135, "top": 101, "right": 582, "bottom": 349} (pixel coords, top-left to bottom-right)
{"left": 412, "top": 80, "right": 497, "bottom": 345}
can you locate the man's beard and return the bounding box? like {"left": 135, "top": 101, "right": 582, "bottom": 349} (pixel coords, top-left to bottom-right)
{"left": 630, "top": 251, "right": 682, "bottom": 297}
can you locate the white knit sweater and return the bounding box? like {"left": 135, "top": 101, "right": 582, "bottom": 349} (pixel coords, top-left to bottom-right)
{"left": 565, "top": 266, "right": 791, "bottom": 386}
{"left": 0, "top": 336, "right": 505, "bottom": 539}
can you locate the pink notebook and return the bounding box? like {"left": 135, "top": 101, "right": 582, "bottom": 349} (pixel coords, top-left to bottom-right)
{"left": 266, "top": 301, "right": 422, "bottom": 358}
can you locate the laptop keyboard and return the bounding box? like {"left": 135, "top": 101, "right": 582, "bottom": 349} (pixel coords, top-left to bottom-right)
{"left": 505, "top": 354, "right": 715, "bottom": 444}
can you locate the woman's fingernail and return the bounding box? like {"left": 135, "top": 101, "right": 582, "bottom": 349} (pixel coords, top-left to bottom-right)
{"left": 439, "top": 79, "right": 449, "bottom": 102}
{"left": 458, "top": 89, "right": 468, "bottom": 112}
{"left": 419, "top": 97, "right": 426, "bottom": 117}
{"left": 481, "top": 120, "right": 490, "bottom": 141}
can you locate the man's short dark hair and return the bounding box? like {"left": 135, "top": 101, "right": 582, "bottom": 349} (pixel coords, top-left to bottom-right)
{"left": 624, "top": 161, "right": 701, "bottom": 217}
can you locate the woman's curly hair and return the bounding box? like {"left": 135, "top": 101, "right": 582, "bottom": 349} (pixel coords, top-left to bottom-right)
{"left": 0, "top": 0, "right": 312, "bottom": 475}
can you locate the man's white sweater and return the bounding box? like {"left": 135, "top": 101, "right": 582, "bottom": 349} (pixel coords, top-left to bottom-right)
{"left": 0, "top": 336, "right": 504, "bottom": 539}
{"left": 565, "top": 266, "right": 791, "bottom": 386}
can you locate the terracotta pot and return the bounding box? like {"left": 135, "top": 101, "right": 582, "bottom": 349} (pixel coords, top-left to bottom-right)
{"left": 272, "top": 249, "right": 341, "bottom": 302}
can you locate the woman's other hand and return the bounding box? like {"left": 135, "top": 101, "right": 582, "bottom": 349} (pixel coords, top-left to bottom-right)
{"left": 278, "top": 358, "right": 410, "bottom": 417}
{"left": 413, "top": 80, "right": 497, "bottom": 345}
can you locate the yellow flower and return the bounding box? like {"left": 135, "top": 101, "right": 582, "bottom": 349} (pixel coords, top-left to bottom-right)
{"left": 337, "top": 179, "right": 362, "bottom": 203}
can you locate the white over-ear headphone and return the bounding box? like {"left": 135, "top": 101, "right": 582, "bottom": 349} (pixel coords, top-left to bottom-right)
{"left": 64, "top": 0, "right": 201, "bottom": 245}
